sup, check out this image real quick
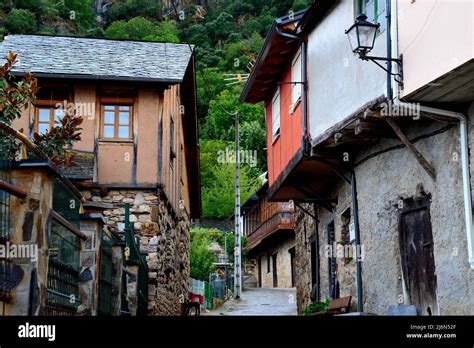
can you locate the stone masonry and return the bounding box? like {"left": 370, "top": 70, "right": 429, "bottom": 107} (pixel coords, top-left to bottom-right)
{"left": 81, "top": 188, "right": 190, "bottom": 315}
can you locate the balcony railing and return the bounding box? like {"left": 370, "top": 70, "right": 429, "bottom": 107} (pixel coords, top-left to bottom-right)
{"left": 246, "top": 212, "right": 295, "bottom": 249}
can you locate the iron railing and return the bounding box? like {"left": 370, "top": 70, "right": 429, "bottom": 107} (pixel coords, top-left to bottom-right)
{"left": 45, "top": 217, "right": 82, "bottom": 315}
{"left": 124, "top": 203, "right": 148, "bottom": 316}
{"left": 247, "top": 212, "right": 295, "bottom": 248}
{"left": 0, "top": 160, "right": 11, "bottom": 243}
{"left": 44, "top": 258, "right": 81, "bottom": 316}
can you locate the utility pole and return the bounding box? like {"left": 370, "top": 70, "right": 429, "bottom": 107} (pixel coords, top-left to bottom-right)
{"left": 234, "top": 112, "right": 242, "bottom": 299}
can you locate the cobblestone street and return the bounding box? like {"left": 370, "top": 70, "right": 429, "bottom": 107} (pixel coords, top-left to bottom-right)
{"left": 204, "top": 288, "right": 297, "bottom": 316}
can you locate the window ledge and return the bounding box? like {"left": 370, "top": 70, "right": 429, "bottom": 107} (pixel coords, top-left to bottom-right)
{"left": 98, "top": 139, "right": 133, "bottom": 144}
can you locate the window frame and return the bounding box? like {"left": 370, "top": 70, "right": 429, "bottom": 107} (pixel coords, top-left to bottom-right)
{"left": 356, "top": 0, "right": 386, "bottom": 34}
{"left": 34, "top": 103, "right": 66, "bottom": 135}
{"left": 271, "top": 88, "right": 281, "bottom": 141}
{"left": 291, "top": 48, "right": 302, "bottom": 110}
{"left": 100, "top": 104, "right": 133, "bottom": 141}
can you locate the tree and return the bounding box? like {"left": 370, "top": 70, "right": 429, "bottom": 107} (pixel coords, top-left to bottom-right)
{"left": 196, "top": 67, "right": 229, "bottom": 120}
{"left": 202, "top": 89, "right": 264, "bottom": 141}
{"left": 5, "top": 9, "right": 37, "bottom": 34}
{"left": 205, "top": 12, "right": 234, "bottom": 46}
{"left": 151, "top": 20, "right": 180, "bottom": 43}
{"left": 200, "top": 139, "right": 261, "bottom": 219}
{"left": 189, "top": 229, "right": 215, "bottom": 280}
{"left": 106, "top": 17, "right": 180, "bottom": 43}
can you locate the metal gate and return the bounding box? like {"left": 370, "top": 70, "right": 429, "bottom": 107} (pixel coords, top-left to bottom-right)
{"left": 97, "top": 232, "right": 113, "bottom": 315}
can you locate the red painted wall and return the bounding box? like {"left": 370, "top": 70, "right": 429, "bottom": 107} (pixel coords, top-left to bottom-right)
{"left": 266, "top": 62, "right": 303, "bottom": 186}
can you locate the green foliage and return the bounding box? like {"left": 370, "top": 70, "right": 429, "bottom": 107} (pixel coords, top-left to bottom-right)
{"left": 33, "top": 114, "right": 83, "bottom": 165}
{"left": 189, "top": 228, "right": 248, "bottom": 279}
{"left": 105, "top": 17, "right": 179, "bottom": 42}
{"left": 2, "top": 0, "right": 307, "bottom": 220}
{"left": 108, "top": 0, "right": 162, "bottom": 22}
{"left": 0, "top": 51, "right": 38, "bottom": 124}
{"left": 200, "top": 139, "right": 262, "bottom": 219}
{"left": 189, "top": 229, "right": 216, "bottom": 281}
{"left": 202, "top": 90, "right": 264, "bottom": 140}
{"left": 292, "top": 0, "right": 312, "bottom": 12}
{"left": 5, "top": 9, "right": 37, "bottom": 34}
{"left": 196, "top": 68, "right": 229, "bottom": 119}
{"left": 204, "top": 12, "right": 234, "bottom": 46}
{"left": 303, "top": 298, "right": 331, "bottom": 315}
{"left": 218, "top": 32, "right": 263, "bottom": 71}
{"left": 57, "top": 0, "right": 96, "bottom": 28}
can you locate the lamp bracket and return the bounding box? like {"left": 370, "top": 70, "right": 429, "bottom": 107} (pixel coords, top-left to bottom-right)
{"left": 359, "top": 52, "right": 404, "bottom": 87}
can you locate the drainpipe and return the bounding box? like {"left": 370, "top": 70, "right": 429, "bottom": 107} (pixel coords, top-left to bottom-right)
{"left": 351, "top": 172, "right": 363, "bottom": 312}
{"left": 388, "top": 0, "right": 474, "bottom": 268}
{"left": 313, "top": 203, "right": 320, "bottom": 302}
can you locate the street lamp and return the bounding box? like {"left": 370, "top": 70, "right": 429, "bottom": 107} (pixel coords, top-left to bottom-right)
{"left": 345, "top": 13, "right": 403, "bottom": 88}
{"left": 345, "top": 14, "right": 379, "bottom": 55}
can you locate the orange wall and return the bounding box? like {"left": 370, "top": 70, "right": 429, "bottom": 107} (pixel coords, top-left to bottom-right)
{"left": 12, "top": 78, "right": 194, "bottom": 217}
{"left": 266, "top": 66, "right": 303, "bottom": 186}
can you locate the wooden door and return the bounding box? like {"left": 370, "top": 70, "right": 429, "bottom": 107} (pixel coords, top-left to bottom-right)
{"left": 272, "top": 253, "right": 278, "bottom": 288}
{"left": 399, "top": 197, "right": 438, "bottom": 315}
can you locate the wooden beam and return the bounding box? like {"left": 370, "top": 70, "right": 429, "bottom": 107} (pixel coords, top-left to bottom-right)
{"left": 354, "top": 119, "right": 397, "bottom": 138}
{"left": 386, "top": 118, "right": 436, "bottom": 180}
{"left": 51, "top": 211, "right": 87, "bottom": 240}
{"left": 0, "top": 180, "right": 28, "bottom": 199}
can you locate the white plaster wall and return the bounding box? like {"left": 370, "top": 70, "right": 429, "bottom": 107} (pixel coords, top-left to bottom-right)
{"left": 398, "top": 0, "right": 474, "bottom": 97}
{"left": 307, "top": 0, "right": 387, "bottom": 139}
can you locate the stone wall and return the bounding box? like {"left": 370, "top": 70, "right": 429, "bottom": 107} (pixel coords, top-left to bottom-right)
{"left": 5, "top": 168, "right": 53, "bottom": 315}
{"left": 81, "top": 188, "right": 190, "bottom": 315}
{"left": 256, "top": 236, "right": 295, "bottom": 288}
{"left": 294, "top": 204, "right": 315, "bottom": 314}
{"left": 294, "top": 106, "right": 474, "bottom": 315}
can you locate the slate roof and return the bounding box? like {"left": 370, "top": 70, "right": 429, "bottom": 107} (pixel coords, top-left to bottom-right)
{"left": 58, "top": 151, "right": 94, "bottom": 180}
{"left": 0, "top": 35, "right": 193, "bottom": 83}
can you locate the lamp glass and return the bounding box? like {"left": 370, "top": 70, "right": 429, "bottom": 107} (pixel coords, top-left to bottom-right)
{"left": 357, "top": 24, "right": 377, "bottom": 51}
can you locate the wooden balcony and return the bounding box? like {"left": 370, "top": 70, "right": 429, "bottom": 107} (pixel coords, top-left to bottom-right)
{"left": 246, "top": 211, "right": 295, "bottom": 250}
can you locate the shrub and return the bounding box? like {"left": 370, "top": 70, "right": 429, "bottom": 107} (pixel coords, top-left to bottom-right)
{"left": 303, "top": 298, "right": 331, "bottom": 315}
{"left": 5, "top": 9, "right": 37, "bottom": 34}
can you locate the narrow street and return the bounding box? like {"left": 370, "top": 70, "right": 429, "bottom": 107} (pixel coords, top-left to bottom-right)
{"left": 204, "top": 288, "right": 297, "bottom": 316}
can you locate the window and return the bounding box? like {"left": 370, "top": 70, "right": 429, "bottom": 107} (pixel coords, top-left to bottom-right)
{"left": 271, "top": 89, "right": 280, "bottom": 140}
{"left": 356, "top": 0, "right": 386, "bottom": 33}
{"left": 101, "top": 105, "right": 132, "bottom": 140}
{"left": 267, "top": 253, "right": 271, "bottom": 273}
{"left": 291, "top": 49, "right": 302, "bottom": 108}
{"left": 36, "top": 107, "right": 65, "bottom": 134}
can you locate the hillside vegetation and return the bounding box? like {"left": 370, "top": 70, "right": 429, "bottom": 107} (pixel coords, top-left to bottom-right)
{"left": 0, "top": 0, "right": 311, "bottom": 219}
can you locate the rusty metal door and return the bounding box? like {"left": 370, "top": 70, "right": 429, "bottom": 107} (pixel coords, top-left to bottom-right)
{"left": 399, "top": 197, "right": 438, "bottom": 315}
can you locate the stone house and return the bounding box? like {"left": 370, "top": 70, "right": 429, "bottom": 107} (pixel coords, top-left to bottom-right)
{"left": 241, "top": 0, "right": 474, "bottom": 315}
{"left": 1, "top": 34, "right": 201, "bottom": 315}
{"left": 242, "top": 182, "right": 296, "bottom": 289}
